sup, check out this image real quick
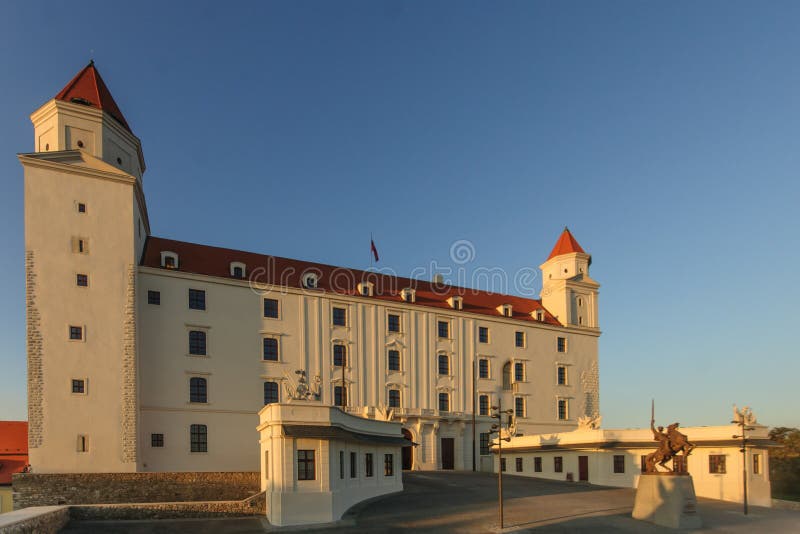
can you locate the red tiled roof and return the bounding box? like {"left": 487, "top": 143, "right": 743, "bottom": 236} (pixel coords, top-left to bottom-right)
{"left": 54, "top": 61, "right": 132, "bottom": 133}
{"left": 546, "top": 227, "right": 586, "bottom": 260}
{"left": 141, "top": 237, "right": 562, "bottom": 326}
{"left": 0, "top": 421, "right": 28, "bottom": 485}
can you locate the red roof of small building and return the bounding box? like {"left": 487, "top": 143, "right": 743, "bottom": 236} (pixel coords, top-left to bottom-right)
{"left": 141, "top": 237, "right": 562, "bottom": 326}
{"left": 546, "top": 227, "right": 586, "bottom": 260}
{"left": 54, "top": 61, "right": 132, "bottom": 133}
{"left": 0, "top": 421, "right": 28, "bottom": 485}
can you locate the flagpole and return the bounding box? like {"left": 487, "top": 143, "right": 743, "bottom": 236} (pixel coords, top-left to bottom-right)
{"left": 370, "top": 232, "right": 373, "bottom": 270}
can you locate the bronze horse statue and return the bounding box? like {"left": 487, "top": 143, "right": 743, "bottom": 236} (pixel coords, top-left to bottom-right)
{"left": 645, "top": 421, "right": 695, "bottom": 473}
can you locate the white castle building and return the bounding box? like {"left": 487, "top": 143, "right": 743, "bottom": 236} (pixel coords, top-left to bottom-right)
{"left": 20, "top": 62, "right": 601, "bottom": 474}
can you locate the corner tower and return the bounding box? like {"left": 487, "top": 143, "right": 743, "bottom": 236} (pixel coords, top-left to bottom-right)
{"left": 20, "top": 62, "right": 149, "bottom": 472}
{"left": 540, "top": 228, "right": 599, "bottom": 328}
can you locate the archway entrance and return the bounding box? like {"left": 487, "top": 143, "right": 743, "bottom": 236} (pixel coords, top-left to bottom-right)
{"left": 402, "top": 429, "right": 413, "bottom": 470}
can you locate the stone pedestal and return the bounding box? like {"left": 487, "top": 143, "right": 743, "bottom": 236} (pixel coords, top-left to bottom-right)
{"left": 632, "top": 474, "right": 702, "bottom": 529}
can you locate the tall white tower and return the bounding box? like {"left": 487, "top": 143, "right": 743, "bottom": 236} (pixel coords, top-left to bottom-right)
{"left": 20, "top": 62, "right": 149, "bottom": 472}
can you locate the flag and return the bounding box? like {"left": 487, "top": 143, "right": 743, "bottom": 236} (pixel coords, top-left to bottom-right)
{"left": 370, "top": 239, "right": 379, "bottom": 262}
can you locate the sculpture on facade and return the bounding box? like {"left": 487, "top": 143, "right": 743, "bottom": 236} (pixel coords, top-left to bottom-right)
{"left": 733, "top": 404, "right": 758, "bottom": 426}
{"left": 644, "top": 402, "right": 696, "bottom": 473}
{"left": 283, "top": 370, "right": 321, "bottom": 401}
{"left": 577, "top": 414, "right": 603, "bottom": 430}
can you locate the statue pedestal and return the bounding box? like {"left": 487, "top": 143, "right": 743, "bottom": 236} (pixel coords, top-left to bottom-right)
{"left": 632, "top": 474, "right": 702, "bottom": 529}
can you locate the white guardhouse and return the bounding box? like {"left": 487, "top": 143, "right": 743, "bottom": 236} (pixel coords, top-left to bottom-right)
{"left": 258, "top": 401, "right": 407, "bottom": 526}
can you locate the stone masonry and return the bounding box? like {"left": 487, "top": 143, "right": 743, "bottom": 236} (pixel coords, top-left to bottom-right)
{"left": 25, "top": 250, "right": 43, "bottom": 449}
{"left": 121, "top": 264, "right": 138, "bottom": 463}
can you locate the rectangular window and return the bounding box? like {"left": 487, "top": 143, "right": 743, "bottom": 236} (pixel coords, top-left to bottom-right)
{"left": 264, "top": 381, "right": 279, "bottom": 405}
{"left": 613, "top": 455, "right": 625, "bottom": 474}
{"left": 334, "top": 385, "right": 348, "bottom": 407}
{"left": 297, "top": 450, "right": 316, "bottom": 480}
{"left": 350, "top": 452, "right": 357, "bottom": 478}
{"left": 478, "top": 359, "right": 489, "bottom": 379}
{"left": 77, "top": 435, "right": 88, "bottom": 453}
{"left": 515, "top": 331, "right": 525, "bottom": 348}
{"left": 709, "top": 455, "right": 726, "bottom": 474}
{"left": 557, "top": 366, "right": 567, "bottom": 385}
{"left": 388, "top": 314, "right": 400, "bottom": 333}
{"left": 554, "top": 456, "right": 563, "bottom": 473}
{"left": 263, "top": 298, "right": 279, "bottom": 318}
{"left": 515, "top": 362, "right": 525, "bottom": 381}
{"left": 333, "top": 306, "right": 347, "bottom": 326}
{"left": 76, "top": 274, "right": 88, "bottom": 287}
{"left": 438, "top": 392, "right": 450, "bottom": 412}
{"left": 333, "top": 344, "right": 347, "bottom": 366}
{"left": 263, "top": 338, "right": 279, "bottom": 361}
{"left": 77, "top": 202, "right": 86, "bottom": 213}
{"left": 500, "top": 458, "right": 506, "bottom": 472}
{"left": 365, "top": 453, "right": 374, "bottom": 477}
{"left": 438, "top": 354, "right": 449, "bottom": 375}
{"left": 388, "top": 389, "right": 400, "bottom": 408}
{"left": 384, "top": 454, "right": 394, "bottom": 476}
{"left": 190, "top": 424, "right": 207, "bottom": 452}
{"left": 340, "top": 450, "right": 345, "bottom": 479}
{"left": 515, "top": 397, "right": 525, "bottom": 418}
{"left": 189, "top": 289, "right": 206, "bottom": 310}
{"left": 479, "top": 394, "right": 489, "bottom": 416}
{"left": 478, "top": 326, "right": 489, "bottom": 343}
{"left": 69, "top": 326, "right": 83, "bottom": 340}
{"left": 78, "top": 239, "right": 86, "bottom": 253}
{"left": 558, "top": 399, "right": 568, "bottom": 420}
{"left": 147, "top": 290, "right": 161, "bottom": 305}
{"left": 516, "top": 457, "right": 523, "bottom": 472}
{"left": 753, "top": 454, "right": 761, "bottom": 475}
{"left": 189, "top": 331, "right": 207, "bottom": 356}
{"left": 480, "top": 433, "right": 490, "bottom": 455}
{"left": 438, "top": 321, "right": 449, "bottom": 339}
{"left": 534, "top": 457, "right": 542, "bottom": 472}
{"left": 557, "top": 337, "right": 567, "bottom": 352}
{"left": 164, "top": 255, "right": 176, "bottom": 269}
{"left": 388, "top": 349, "right": 400, "bottom": 371}
{"left": 189, "top": 377, "right": 207, "bottom": 403}
{"left": 71, "top": 379, "right": 85, "bottom": 394}
{"left": 151, "top": 433, "right": 164, "bottom": 447}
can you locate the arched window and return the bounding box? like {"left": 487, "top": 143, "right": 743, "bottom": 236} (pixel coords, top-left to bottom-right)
{"left": 264, "top": 381, "right": 279, "bottom": 405}
{"left": 189, "top": 331, "right": 206, "bottom": 356}
{"left": 502, "top": 362, "right": 512, "bottom": 390}
{"left": 189, "top": 377, "right": 207, "bottom": 403}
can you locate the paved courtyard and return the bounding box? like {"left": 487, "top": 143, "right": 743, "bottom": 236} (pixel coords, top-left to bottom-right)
{"left": 64, "top": 471, "right": 800, "bottom": 533}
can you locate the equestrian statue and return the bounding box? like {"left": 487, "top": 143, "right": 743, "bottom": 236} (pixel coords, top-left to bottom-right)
{"left": 644, "top": 401, "right": 696, "bottom": 473}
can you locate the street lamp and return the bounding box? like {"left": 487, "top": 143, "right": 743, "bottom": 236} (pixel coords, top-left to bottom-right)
{"left": 731, "top": 419, "right": 755, "bottom": 515}
{"left": 489, "top": 399, "right": 513, "bottom": 529}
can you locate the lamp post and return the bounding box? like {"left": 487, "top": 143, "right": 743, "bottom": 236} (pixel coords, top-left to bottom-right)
{"left": 489, "top": 399, "right": 513, "bottom": 529}
{"left": 732, "top": 419, "right": 755, "bottom": 515}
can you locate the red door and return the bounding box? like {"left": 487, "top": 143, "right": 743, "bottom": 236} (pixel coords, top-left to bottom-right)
{"left": 578, "top": 456, "right": 589, "bottom": 481}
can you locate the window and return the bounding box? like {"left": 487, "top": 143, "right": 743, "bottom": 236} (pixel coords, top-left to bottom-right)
{"left": 263, "top": 298, "right": 279, "bottom": 318}
{"left": 164, "top": 255, "right": 176, "bottom": 269}
{"left": 753, "top": 454, "right": 761, "bottom": 475}
{"left": 534, "top": 457, "right": 542, "bottom": 472}
{"left": 189, "top": 331, "right": 207, "bottom": 356}
{"left": 479, "top": 395, "right": 489, "bottom": 416}
{"left": 69, "top": 325, "right": 83, "bottom": 340}
{"left": 340, "top": 450, "right": 345, "bottom": 479}
{"left": 515, "top": 331, "right": 525, "bottom": 348}
{"left": 76, "top": 274, "right": 88, "bottom": 287}
{"left": 502, "top": 305, "right": 512, "bottom": 317}
{"left": 350, "top": 452, "right": 357, "bottom": 478}
{"left": 151, "top": 433, "right": 164, "bottom": 447}
{"left": 709, "top": 455, "right": 726, "bottom": 474}
{"left": 478, "top": 359, "right": 489, "bottom": 379}
{"left": 229, "top": 262, "right": 246, "bottom": 279}
{"left": 333, "top": 344, "right": 347, "bottom": 367}
{"left": 438, "top": 392, "right": 450, "bottom": 412}
{"left": 147, "top": 290, "right": 160, "bottom": 305}
{"left": 438, "top": 321, "right": 449, "bottom": 338}
{"left": 500, "top": 458, "right": 506, "bottom": 472}
{"left": 264, "top": 381, "right": 279, "bottom": 405}
{"left": 233, "top": 266, "right": 244, "bottom": 278}
{"left": 71, "top": 379, "right": 85, "bottom": 394}
{"left": 365, "top": 453, "right": 374, "bottom": 477}
{"left": 333, "top": 307, "right": 347, "bottom": 326}
{"left": 451, "top": 296, "right": 462, "bottom": 310}
{"left": 478, "top": 327, "right": 489, "bottom": 343}
{"left": 558, "top": 399, "right": 568, "bottom": 420}
{"left": 557, "top": 337, "right": 567, "bottom": 352}
{"left": 189, "top": 289, "right": 206, "bottom": 310}
{"left": 302, "top": 272, "right": 318, "bottom": 288}
{"left": 401, "top": 288, "right": 416, "bottom": 303}
{"left": 298, "top": 450, "right": 315, "bottom": 480}
{"left": 190, "top": 377, "right": 207, "bottom": 403}
{"left": 334, "top": 385, "right": 348, "bottom": 407}
{"left": 480, "top": 433, "right": 490, "bottom": 455}
{"left": 77, "top": 202, "right": 86, "bottom": 213}
{"left": 263, "top": 338, "right": 278, "bottom": 361}
{"left": 515, "top": 362, "right": 525, "bottom": 381}
{"left": 557, "top": 366, "right": 567, "bottom": 385}
{"left": 388, "top": 389, "right": 400, "bottom": 408}
{"left": 502, "top": 362, "right": 512, "bottom": 390}
{"left": 516, "top": 458, "right": 523, "bottom": 472}
{"left": 438, "top": 354, "right": 449, "bottom": 375}
{"left": 361, "top": 285, "right": 370, "bottom": 296}
{"left": 554, "top": 456, "right": 563, "bottom": 473}
{"left": 77, "top": 238, "right": 86, "bottom": 253}
{"left": 77, "top": 435, "right": 88, "bottom": 453}
{"left": 515, "top": 397, "right": 525, "bottom": 418}
{"left": 190, "top": 424, "right": 207, "bottom": 452}
{"left": 613, "top": 455, "right": 625, "bottom": 474}
{"left": 387, "top": 313, "right": 400, "bottom": 333}
{"left": 388, "top": 350, "right": 400, "bottom": 371}
{"left": 384, "top": 454, "right": 394, "bottom": 476}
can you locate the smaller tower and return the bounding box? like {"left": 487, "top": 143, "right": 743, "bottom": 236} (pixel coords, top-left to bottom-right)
{"left": 540, "top": 228, "right": 599, "bottom": 328}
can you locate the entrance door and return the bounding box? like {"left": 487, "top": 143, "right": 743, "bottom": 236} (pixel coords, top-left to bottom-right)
{"left": 402, "top": 429, "right": 413, "bottom": 470}
{"left": 578, "top": 455, "right": 589, "bottom": 481}
{"left": 441, "top": 438, "right": 455, "bottom": 470}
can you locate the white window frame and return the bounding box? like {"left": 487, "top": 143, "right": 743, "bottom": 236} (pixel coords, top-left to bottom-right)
{"left": 401, "top": 288, "right": 416, "bottom": 303}
{"left": 71, "top": 377, "right": 88, "bottom": 396}
{"left": 230, "top": 261, "right": 247, "bottom": 278}
{"left": 357, "top": 281, "right": 374, "bottom": 297}
{"left": 160, "top": 251, "right": 179, "bottom": 269}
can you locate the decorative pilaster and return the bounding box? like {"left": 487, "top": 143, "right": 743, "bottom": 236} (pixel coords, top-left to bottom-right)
{"left": 121, "top": 264, "right": 138, "bottom": 463}
{"left": 26, "top": 251, "right": 44, "bottom": 448}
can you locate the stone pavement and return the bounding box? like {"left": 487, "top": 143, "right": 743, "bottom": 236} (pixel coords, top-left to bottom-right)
{"left": 64, "top": 471, "right": 800, "bottom": 533}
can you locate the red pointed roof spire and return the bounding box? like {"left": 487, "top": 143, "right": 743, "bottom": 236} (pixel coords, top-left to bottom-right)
{"left": 54, "top": 60, "right": 132, "bottom": 132}
{"left": 546, "top": 227, "right": 586, "bottom": 260}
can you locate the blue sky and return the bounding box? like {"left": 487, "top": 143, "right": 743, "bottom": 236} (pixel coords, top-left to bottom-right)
{"left": 1, "top": 1, "right": 798, "bottom": 428}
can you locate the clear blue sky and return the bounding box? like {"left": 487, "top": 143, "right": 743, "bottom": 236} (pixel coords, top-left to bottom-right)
{"left": 1, "top": 1, "right": 798, "bottom": 429}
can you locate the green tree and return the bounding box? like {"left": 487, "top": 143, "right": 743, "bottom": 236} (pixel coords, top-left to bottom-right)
{"left": 769, "top": 427, "right": 800, "bottom": 501}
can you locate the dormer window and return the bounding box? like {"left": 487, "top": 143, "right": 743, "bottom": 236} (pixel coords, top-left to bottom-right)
{"left": 448, "top": 296, "right": 463, "bottom": 310}
{"left": 497, "top": 304, "right": 512, "bottom": 317}
{"left": 302, "top": 272, "right": 319, "bottom": 289}
{"left": 401, "top": 288, "right": 416, "bottom": 303}
{"left": 533, "top": 310, "right": 544, "bottom": 322}
{"left": 230, "top": 262, "right": 246, "bottom": 278}
{"left": 357, "top": 282, "right": 374, "bottom": 297}
{"left": 160, "top": 251, "right": 178, "bottom": 270}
